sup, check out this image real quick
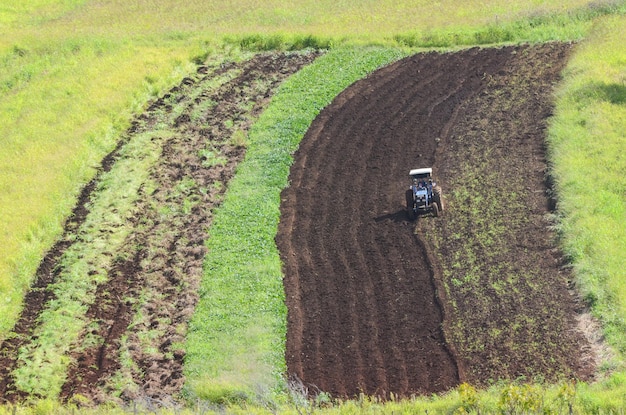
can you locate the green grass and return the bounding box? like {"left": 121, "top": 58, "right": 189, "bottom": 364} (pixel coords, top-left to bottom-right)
{"left": 548, "top": 14, "right": 626, "bottom": 364}
{"left": 0, "top": 380, "right": 615, "bottom": 414}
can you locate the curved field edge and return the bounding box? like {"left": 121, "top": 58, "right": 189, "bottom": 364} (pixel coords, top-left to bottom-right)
{"left": 183, "top": 47, "right": 409, "bottom": 402}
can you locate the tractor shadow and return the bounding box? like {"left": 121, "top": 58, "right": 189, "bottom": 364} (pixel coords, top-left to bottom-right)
{"left": 374, "top": 208, "right": 439, "bottom": 224}
{"left": 374, "top": 209, "right": 411, "bottom": 223}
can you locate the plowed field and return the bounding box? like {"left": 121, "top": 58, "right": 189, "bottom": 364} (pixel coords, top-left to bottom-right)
{"left": 277, "top": 43, "right": 595, "bottom": 398}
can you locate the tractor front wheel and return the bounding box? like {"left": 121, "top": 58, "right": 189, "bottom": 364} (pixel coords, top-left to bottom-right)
{"left": 432, "top": 201, "right": 440, "bottom": 217}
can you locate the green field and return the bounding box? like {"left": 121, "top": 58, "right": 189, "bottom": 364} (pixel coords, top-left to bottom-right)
{"left": 1, "top": 0, "right": 626, "bottom": 413}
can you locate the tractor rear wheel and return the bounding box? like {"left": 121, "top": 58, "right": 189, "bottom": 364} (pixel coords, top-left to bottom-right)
{"left": 432, "top": 201, "right": 440, "bottom": 217}
{"left": 433, "top": 186, "right": 444, "bottom": 213}
{"left": 406, "top": 189, "right": 416, "bottom": 220}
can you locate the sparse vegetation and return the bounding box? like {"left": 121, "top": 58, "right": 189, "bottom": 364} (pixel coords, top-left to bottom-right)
{"left": 418, "top": 43, "right": 587, "bottom": 384}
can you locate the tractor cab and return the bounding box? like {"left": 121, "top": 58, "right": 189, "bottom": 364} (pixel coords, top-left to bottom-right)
{"left": 409, "top": 168, "right": 433, "bottom": 184}
{"left": 410, "top": 168, "right": 434, "bottom": 195}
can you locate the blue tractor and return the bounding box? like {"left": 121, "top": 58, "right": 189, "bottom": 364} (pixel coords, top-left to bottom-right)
{"left": 405, "top": 167, "right": 444, "bottom": 220}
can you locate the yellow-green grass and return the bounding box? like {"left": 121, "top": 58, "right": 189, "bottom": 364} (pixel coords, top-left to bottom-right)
{"left": 0, "top": 379, "right": 620, "bottom": 414}
{"left": 4, "top": 0, "right": 620, "bottom": 54}
{"left": 548, "top": 14, "right": 626, "bottom": 364}
{"left": 0, "top": 38, "right": 197, "bottom": 336}
{"left": 3, "top": 0, "right": 609, "bottom": 44}
{"left": 0, "top": 0, "right": 86, "bottom": 27}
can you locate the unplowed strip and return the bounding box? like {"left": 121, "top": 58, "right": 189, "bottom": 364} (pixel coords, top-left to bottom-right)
{"left": 426, "top": 43, "right": 596, "bottom": 384}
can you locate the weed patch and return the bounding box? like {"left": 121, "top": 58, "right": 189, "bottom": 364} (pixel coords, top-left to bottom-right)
{"left": 419, "top": 43, "right": 593, "bottom": 384}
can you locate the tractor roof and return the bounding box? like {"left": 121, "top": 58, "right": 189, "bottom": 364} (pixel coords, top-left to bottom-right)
{"left": 409, "top": 167, "right": 432, "bottom": 178}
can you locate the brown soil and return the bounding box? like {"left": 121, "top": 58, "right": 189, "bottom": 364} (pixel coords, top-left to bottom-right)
{"left": 0, "top": 51, "right": 320, "bottom": 405}
{"left": 276, "top": 43, "right": 594, "bottom": 399}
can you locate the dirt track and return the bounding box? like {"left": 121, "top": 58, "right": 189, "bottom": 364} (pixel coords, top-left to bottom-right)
{"left": 277, "top": 43, "right": 594, "bottom": 398}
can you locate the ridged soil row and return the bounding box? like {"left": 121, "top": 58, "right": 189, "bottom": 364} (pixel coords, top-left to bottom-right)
{"left": 278, "top": 48, "right": 516, "bottom": 397}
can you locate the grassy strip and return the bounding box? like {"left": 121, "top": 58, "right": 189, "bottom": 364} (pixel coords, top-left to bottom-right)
{"left": 4, "top": 0, "right": 603, "bottom": 44}
{"left": 0, "top": 0, "right": 87, "bottom": 36}
{"left": 219, "top": 1, "right": 626, "bottom": 51}
{"left": 183, "top": 47, "right": 408, "bottom": 404}
{"left": 393, "top": 0, "right": 626, "bottom": 48}
{"left": 0, "top": 37, "right": 196, "bottom": 338}
{"left": 0, "top": 380, "right": 603, "bottom": 413}
{"left": 548, "top": 15, "right": 626, "bottom": 367}
{"left": 12, "top": 129, "right": 167, "bottom": 398}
